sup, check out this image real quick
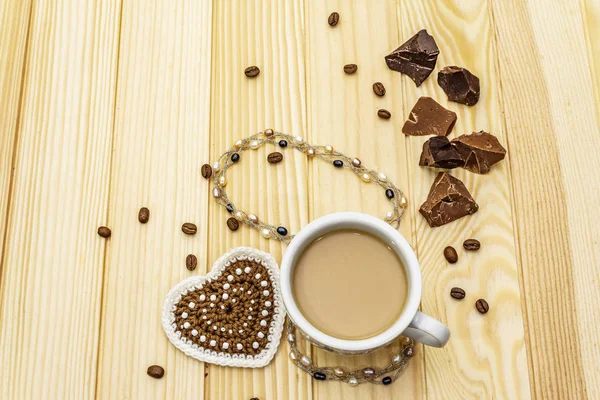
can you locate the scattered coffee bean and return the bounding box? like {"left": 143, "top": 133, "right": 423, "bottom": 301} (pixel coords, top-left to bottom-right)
{"left": 343, "top": 64, "right": 358, "bottom": 74}
{"left": 231, "top": 153, "right": 240, "bottom": 162}
{"left": 333, "top": 160, "right": 343, "bottom": 168}
{"left": 377, "top": 109, "right": 391, "bottom": 119}
{"left": 372, "top": 82, "right": 386, "bottom": 97}
{"left": 327, "top": 12, "right": 339, "bottom": 26}
{"left": 227, "top": 217, "right": 239, "bottom": 231}
{"left": 138, "top": 207, "right": 150, "bottom": 224}
{"left": 277, "top": 226, "right": 288, "bottom": 236}
{"left": 475, "top": 298, "right": 489, "bottom": 314}
{"left": 225, "top": 203, "right": 234, "bottom": 214}
{"left": 181, "top": 222, "right": 197, "bottom": 235}
{"left": 278, "top": 140, "right": 288, "bottom": 148}
{"left": 147, "top": 365, "right": 165, "bottom": 379}
{"left": 385, "top": 189, "right": 394, "bottom": 199}
{"left": 267, "top": 152, "right": 284, "bottom": 164}
{"left": 463, "top": 239, "right": 481, "bottom": 251}
{"left": 97, "top": 226, "right": 111, "bottom": 238}
{"left": 201, "top": 164, "right": 213, "bottom": 179}
{"left": 244, "top": 66, "right": 260, "bottom": 78}
{"left": 450, "top": 287, "right": 466, "bottom": 299}
{"left": 314, "top": 371, "right": 327, "bottom": 380}
{"left": 443, "top": 246, "right": 458, "bottom": 263}
{"left": 186, "top": 254, "right": 198, "bottom": 271}
{"left": 382, "top": 376, "right": 392, "bottom": 385}
{"left": 250, "top": 398, "right": 259, "bottom": 400}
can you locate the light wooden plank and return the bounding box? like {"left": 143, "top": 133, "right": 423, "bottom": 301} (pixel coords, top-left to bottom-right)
{"left": 95, "top": 1, "right": 212, "bottom": 399}
{"left": 0, "top": 0, "right": 122, "bottom": 398}
{"left": 304, "top": 1, "right": 424, "bottom": 399}
{"left": 583, "top": 0, "right": 600, "bottom": 118}
{"left": 206, "top": 1, "right": 311, "bottom": 399}
{"left": 491, "top": 0, "right": 600, "bottom": 398}
{"left": 0, "top": 0, "right": 32, "bottom": 263}
{"left": 396, "top": 1, "right": 531, "bottom": 399}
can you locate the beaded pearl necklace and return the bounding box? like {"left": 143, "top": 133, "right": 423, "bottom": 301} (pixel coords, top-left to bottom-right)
{"left": 210, "top": 129, "right": 414, "bottom": 385}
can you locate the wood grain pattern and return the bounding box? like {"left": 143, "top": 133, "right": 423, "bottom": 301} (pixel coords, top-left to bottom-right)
{"left": 304, "top": 1, "right": 424, "bottom": 399}
{"left": 95, "top": 1, "right": 212, "bottom": 399}
{"left": 583, "top": 0, "right": 600, "bottom": 118}
{"left": 397, "top": 1, "right": 530, "bottom": 399}
{"left": 0, "top": 0, "right": 121, "bottom": 398}
{"left": 492, "top": 0, "right": 600, "bottom": 398}
{"left": 206, "top": 1, "right": 312, "bottom": 399}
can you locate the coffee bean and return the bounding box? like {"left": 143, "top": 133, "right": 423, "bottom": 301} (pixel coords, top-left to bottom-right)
{"left": 450, "top": 287, "right": 466, "bottom": 299}
{"left": 267, "top": 152, "right": 283, "bottom": 164}
{"left": 186, "top": 254, "right": 197, "bottom": 271}
{"left": 463, "top": 239, "right": 481, "bottom": 251}
{"left": 373, "top": 82, "right": 386, "bottom": 97}
{"left": 147, "top": 365, "right": 164, "bottom": 379}
{"left": 138, "top": 207, "right": 150, "bottom": 224}
{"left": 377, "top": 109, "right": 391, "bottom": 119}
{"left": 343, "top": 64, "right": 358, "bottom": 74}
{"left": 475, "top": 298, "right": 489, "bottom": 314}
{"left": 327, "top": 12, "right": 339, "bottom": 26}
{"left": 227, "top": 217, "right": 239, "bottom": 231}
{"left": 97, "top": 226, "right": 111, "bottom": 238}
{"left": 443, "top": 246, "right": 458, "bottom": 263}
{"left": 250, "top": 398, "right": 259, "bottom": 400}
{"left": 201, "top": 164, "right": 213, "bottom": 179}
{"left": 244, "top": 66, "right": 260, "bottom": 78}
{"left": 181, "top": 222, "right": 197, "bottom": 235}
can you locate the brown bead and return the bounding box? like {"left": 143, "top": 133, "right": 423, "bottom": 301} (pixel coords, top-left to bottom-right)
{"left": 463, "top": 239, "right": 481, "bottom": 251}
{"left": 138, "top": 207, "right": 150, "bottom": 224}
{"left": 450, "top": 287, "right": 466, "bottom": 299}
{"left": 244, "top": 66, "right": 260, "bottom": 78}
{"left": 97, "top": 226, "right": 111, "bottom": 238}
{"left": 475, "top": 298, "right": 489, "bottom": 314}
{"left": 443, "top": 246, "right": 458, "bottom": 263}
{"left": 201, "top": 164, "right": 213, "bottom": 179}
{"left": 186, "top": 254, "right": 198, "bottom": 271}
{"left": 327, "top": 12, "right": 339, "bottom": 26}
{"left": 343, "top": 64, "right": 358, "bottom": 74}
{"left": 267, "top": 152, "right": 284, "bottom": 164}
{"left": 227, "top": 217, "right": 240, "bottom": 231}
{"left": 181, "top": 222, "right": 197, "bottom": 235}
{"left": 147, "top": 365, "right": 165, "bottom": 379}
{"left": 377, "top": 109, "right": 391, "bottom": 119}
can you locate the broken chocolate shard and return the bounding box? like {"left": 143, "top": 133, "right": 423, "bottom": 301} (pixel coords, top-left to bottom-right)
{"left": 419, "top": 172, "right": 478, "bottom": 227}
{"left": 438, "top": 66, "right": 480, "bottom": 106}
{"left": 451, "top": 131, "right": 506, "bottom": 174}
{"left": 419, "top": 136, "right": 465, "bottom": 169}
{"left": 402, "top": 97, "right": 457, "bottom": 136}
{"left": 385, "top": 29, "right": 439, "bottom": 87}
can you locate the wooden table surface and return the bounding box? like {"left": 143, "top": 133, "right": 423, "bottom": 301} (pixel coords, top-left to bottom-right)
{"left": 1, "top": 0, "right": 599, "bottom": 399}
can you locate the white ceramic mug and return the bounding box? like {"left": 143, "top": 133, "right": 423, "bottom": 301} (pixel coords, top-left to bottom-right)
{"left": 280, "top": 212, "right": 450, "bottom": 354}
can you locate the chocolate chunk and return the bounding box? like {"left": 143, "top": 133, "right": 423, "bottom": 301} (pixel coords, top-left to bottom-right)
{"left": 419, "top": 136, "right": 465, "bottom": 169}
{"left": 385, "top": 29, "right": 439, "bottom": 87}
{"left": 451, "top": 131, "right": 506, "bottom": 174}
{"left": 402, "top": 97, "right": 457, "bottom": 136}
{"left": 419, "top": 172, "right": 478, "bottom": 227}
{"left": 438, "top": 66, "right": 480, "bottom": 106}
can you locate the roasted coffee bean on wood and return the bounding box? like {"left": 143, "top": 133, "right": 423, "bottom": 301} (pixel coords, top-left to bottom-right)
{"left": 97, "top": 226, "right": 111, "bottom": 238}
{"left": 244, "top": 66, "right": 260, "bottom": 78}
{"left": 138, "top": 207, "right": 150, "bottom": 224}
{"left": 267, "top": 152, "right": 284, "bottom": 164}
{"left": 450, "top": 287, "right": 466, "bottom": 299}
{"left": 227, "top": 217, "right": 240, "bottom": 231}
{"left": 463, "top": 239, "right": 481, "bottom": 251}
{"left": 181, "top": 222, "right": 197, "bottom": 235}
{"left": 201, "top": 163, "right": 213, "bottom": 179}
{"left": 343, "top": 64, "right": 358, "bottom": 74}
{"left": 327, "top": 12, "right": 339, "bottom": 26}
{"left": 186, "top": 254, "right": 198, "bottom": 271}
{"left": 147, "top": 365, "right": 165, "bottom": 379}
{"left": 372, "top": 82, "right": 386, "bottom": 96}
{"left": 443, "top": 246, "right": 458, "bottom": 263}
{"left": 377, "top": 109, "right": 391, "bottom": 119}
{"left": 475, "top": 299, "right": 489, "bottom": 314}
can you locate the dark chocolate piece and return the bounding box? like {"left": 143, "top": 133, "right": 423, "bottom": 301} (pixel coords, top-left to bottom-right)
{"left": 451, "top": 131, "right": 506, "bottom": 174}
{"left": 385, "top": 29, "right": 439, "bottom": 87}
{"left": 438, "top": 66, "right": 480, "bottom": 106}
{"left": 402, "top": 97, "right": 457, "bottom": 136}
{"left": 419, "top": 136, "right": 465, "bottom": 169}
{"left": 419, "top": 172, "right": 478, "bottom": 227}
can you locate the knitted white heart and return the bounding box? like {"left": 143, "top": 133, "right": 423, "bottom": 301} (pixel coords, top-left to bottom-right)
{"left": 162, "top": 247, "right": 285, "bottom": 368}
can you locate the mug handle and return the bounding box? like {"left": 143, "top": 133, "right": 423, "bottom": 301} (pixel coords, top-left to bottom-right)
{"left": 402, "top": 311, "right": 450, "bottom": 347}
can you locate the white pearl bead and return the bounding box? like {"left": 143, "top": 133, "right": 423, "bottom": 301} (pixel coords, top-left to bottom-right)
{"left": 237, "top": 343, "right": 243, "bottom": 350}
{"left": 248, "top": 316, "right": 252, "bottom": 320}
{"left": 199, "top": 294, "right": 206, "bottom": 301}
{"left": 325, "top": 145, "right": 334, "bottom": 153}
{"left": 218, "top": 175, "right": 227, "bottom": 187}
{"left": 334, "top": 368, "right": 345, "bottom": 376}
{"left": 260, "top": 320, "right": 267, "bottom": 326}
{"left": 235, "top": 268, "right": 242, "bottom": 275}
{"left": 260, "top": 281, "right": 267, "bottom": 287}
{"left": 200, "top": 335, "right": 206, "bottom": 342}
{"left": 385, "top": 211, "right": 394, "bottom": 221}
{"left": 188, "top": 302, "right": 195, "bottom": 308}
{"left": 181, "top": 312, "right": 188, "bottom": 318}
{"left": 294, "top": 135, "right": 304, "bottom": 144}
{"left": 210, "top": 340, "right": 216, "bottom": 347}
{"left": 250, "top": 140, "right": 260, "bottom": 149}
{"left": 191, "top": 329, "right": 198, "bottom": 336}
{"left": 255, "top": 273, "right": 261, "bottom": 279}
{"left": 210, "top": 294, "right": 216, "bottom": 301}
{"left": 220, "top": 327, "right": 225, "bottom": 331}
{"left": 300, "top": 356, "right": 312, "bottom": 366}
{"left": 261, "top": 310, "right": 268, "bottom": 316}
{"left": 248, "top": 214, "right": 258, "bottom": 223}
{"left": 352, "top": 158, "right": 361, "bottom": 167}
{"left": 287, "top": 333, "right": 295, "bottom": 343}
{"left": 361, "top": 173, "right": 372, "bottom": 182}
{"left": 378, "top": 172, "right": 387, "bottom": 181}
{"left": 183, "top": 322, "right": 191, "bottom": 329}
{"left": 258, "top": 332, "right": 265, "bottom": 338}
{"left": 252, "top": 341, "right": 259, "bottom": 349}
{"left": 400, "top": 196, "right": 408, "bottom": 207}
{"left": 223, "top": 283, "right": 230, "bottom": 290}
{"left": 392, "top": 354, "right": 401, "bottom": 364}
{"left": 261, "top": 228, "right": 271, "bottom": 238}
{"left": 213, "top": 162, "right": 220, "bottom": 172}
{"left": 348, "top": 377, "right": 358, "bottom": 386}
{"left": 363, "top": 368, "right": 374, "bottom": 376}
{"left": 244, "top": 266, "right": 251, "bottom": 273}
{"left": 222, "top": 293, "right": 229, "bottom": 299}
{"left": 306, "top": 148, "right": 315, "bottom": 157}
{"left": 289, "top": 351, "right": 297, "bottom": 361}
{"left": 212, "top": 187, "right": 220, "bottom": 198}
{"left": 222, "top": 342, "right": 229, "bottom": 349}
{"left": 263, "top": 290, "right": 270, "bottom": 296}
{"left": 265, "top": 301, "right": 272, "bottom": 307}
{"left": 234, "top": 139, "right": 243, "bottom": 149}
{"left": 234, "top": 211, "right": 244, "bottom": 221}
